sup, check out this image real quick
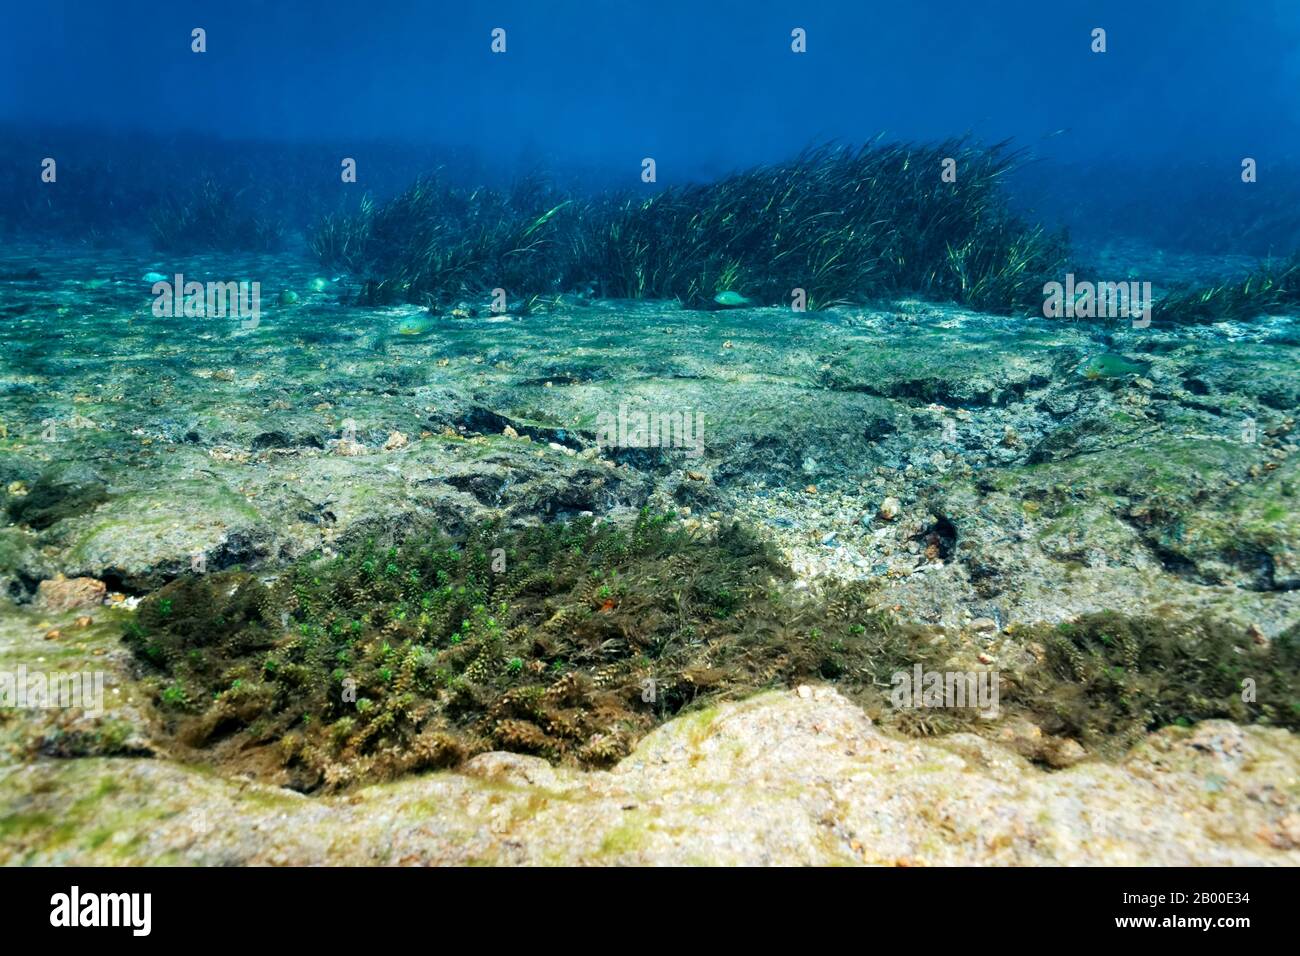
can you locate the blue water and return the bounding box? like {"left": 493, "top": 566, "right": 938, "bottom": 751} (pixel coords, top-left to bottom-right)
{"left": 3, "top": 1, "right": 1299, "bottom": 223}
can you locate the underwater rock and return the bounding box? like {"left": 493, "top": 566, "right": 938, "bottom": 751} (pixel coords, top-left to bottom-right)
{"left": 331, "top": 437, "right": 367, "bottom": 456}
{"left": 3, "top": 688, "right": 1296, "bottom": 865}
{"left": 996, "top": 717, "right": 1088, "bottom": 768}
{"left": 35, "top": 574, "right": 106, "bottom": 612}
{"left": 6, "top": 472, "right": 110, "bottom": 531}
{"left": 250, "top": 430, "right": 295, "bottom": 451}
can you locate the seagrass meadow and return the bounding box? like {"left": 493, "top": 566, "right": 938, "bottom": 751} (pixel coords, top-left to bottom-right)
{"left": 308, "top": 140, "right": 1070, "bottom": 312}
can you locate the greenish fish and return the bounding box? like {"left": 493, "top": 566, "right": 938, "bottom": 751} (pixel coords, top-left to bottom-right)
{"left": 394, "top": 315, "right": 436, "bottom": 337}
{"left": 713, "top": 290, "right": 752, "bottom": 307}
{"left": 1076, "top": 353, "right": 1147, "bottom": 380}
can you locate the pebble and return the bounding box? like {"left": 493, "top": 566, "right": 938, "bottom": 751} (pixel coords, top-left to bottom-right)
{"left": 333, "top": 439, "right": 367, "bottom": 457}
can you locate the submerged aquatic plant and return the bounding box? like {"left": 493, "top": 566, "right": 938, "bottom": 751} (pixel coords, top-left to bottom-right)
{"left": 121, "top": 512, "right": 1300, "bottom": 791}
{"left": 1156, "top": 252, "right": 1300, "bottom": 323}
{"left": 148, "top": 177, "right": 285, "bottom": 253}
{"left": 1016, "top": 613, "right": 1300, "bottom": 754}
{"left": 310, "top": 174, "right": 581, "bottom": 306}
{"left": 310, "top": 138, "right": 1069, "bottom": 313}
{"left": 587, "top": 140, "right": 1068, "bottom": 311}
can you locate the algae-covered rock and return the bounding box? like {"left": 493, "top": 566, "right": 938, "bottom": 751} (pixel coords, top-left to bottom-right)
{"left": 5, "top": 469, "right": 110, "bottom": 531}
{"left": 2, "top": 688, "right": 1296, "bottom": 865}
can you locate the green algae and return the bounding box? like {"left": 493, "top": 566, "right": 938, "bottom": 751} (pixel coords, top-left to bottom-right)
{"left": 599, "top": 813, "right": 652, "bottom": 855}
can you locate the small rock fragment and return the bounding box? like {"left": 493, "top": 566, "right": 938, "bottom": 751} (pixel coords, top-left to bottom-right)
{"left": 333, "top": 438, "right": 367, "bottom": 457}
{"left": 37, "top": 575, "right": 107, "bottom": 612}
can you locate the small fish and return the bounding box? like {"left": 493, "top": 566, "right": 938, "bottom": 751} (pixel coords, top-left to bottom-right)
{"left": 394, "top": 315, "right": 436, "bottom": 337}
{"left": 1076, "top": 353, "right": 1147, "bottom": 380}
{"left": 143, "top": 272, "right": 168, "bottom": 283}
{"left": 713, "top": 290, "right": 751, "bottom": 307}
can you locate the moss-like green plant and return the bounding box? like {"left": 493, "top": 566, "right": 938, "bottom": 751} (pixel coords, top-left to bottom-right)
{"left": 1010, "top": 612, "right": 1300, "bottom": 754}
{"left": 121, "top": 514, "right": 1300, "bottom": 790}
